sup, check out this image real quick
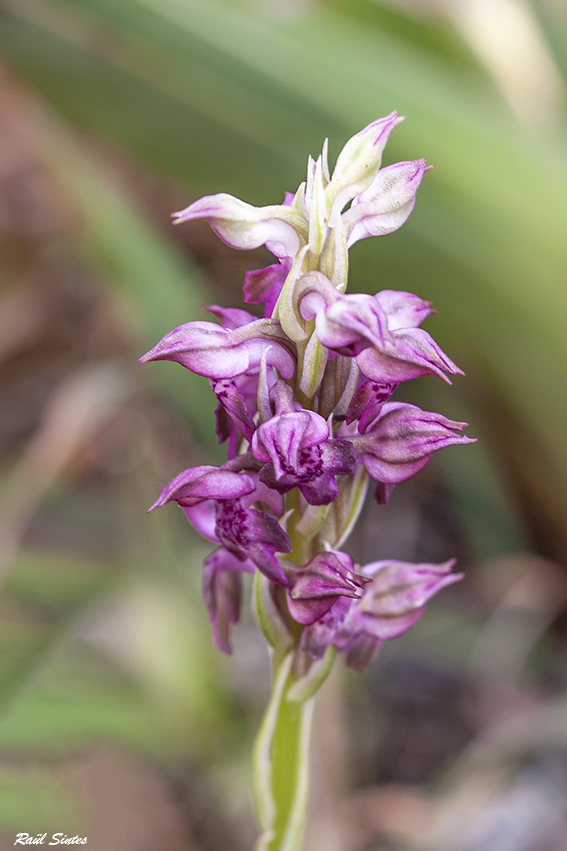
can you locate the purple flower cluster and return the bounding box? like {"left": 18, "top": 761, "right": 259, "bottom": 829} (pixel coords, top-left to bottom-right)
{"left": 140, "top": 114, "right": 473, "bottom": 670}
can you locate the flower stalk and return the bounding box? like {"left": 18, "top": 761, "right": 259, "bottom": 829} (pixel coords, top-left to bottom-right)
{"left": 140, "top": 114, "right": 474, "bottom": 850}
{"left": 252, "top": 651, "right": 314, "bottom": 851}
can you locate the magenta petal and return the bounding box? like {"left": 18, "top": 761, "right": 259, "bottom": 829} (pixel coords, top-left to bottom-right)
{"left": 352, "top": 402, "right": 476, "bottom": 485}
{"left": 244, "top": 258, "right": 292, "bottom": 317}
{"left": 346, "top": 380, "right": 398, "bottom": 433}
{"left": 349, "top": 605, "right": 426, "bottom": 640}
{"left": 203, "top": 548, "right": 255, "bottom": 653}
{"left": 286, "top": 551, "right": 367, "bottom": 626}
{"left": 374, "top": 290, "right": 434, "bottom": 330}
{"left": 215, "top": 499, "right": 291, "bottom": 586}
{"left": 241, "top": 475, "right": 285, "bottom": 517}
{"left": 212, "top": 379, "right": 255, "bottom": 441}
{"left": 149, "top": 465, "right": 255, "bottom": 510}
{"left": 252, "top": 386, "right": 330, "bottom": 477}
{"left": 301, "top": 595, "right": 354, "bottom": 659}
{"left": 204, "top": 304, "right": 257, "bottom": 329}
{"left": 259, "top": 438, "right": 357, "bottom": 506}
{"left": 183, "top": 500, "right": 218, "bottom": 542}
{"left": 357, "top": 327, "right": 462, "bottom": 383}
{"left": 287, "top": 595, "right": 341, "bottom": 626}
{"left": 302, "top": 557, "right": 462, "bottom": 669}
{"left": 139, "top": 319, "right": 295, "bottom": 380}
{"left": 353, "top": 557, "right": 463, "bottom": 641}
{"left": 300, "top": 286, "right": 461, "bottom": 384}
{"left": 314, "top": 293, "right": 389, "bottom": 354}
{"left": 360, "top": 558, "right": 462, "bottom": 613}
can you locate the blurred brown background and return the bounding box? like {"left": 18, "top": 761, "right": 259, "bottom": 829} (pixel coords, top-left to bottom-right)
{"left": 0, "top": 0, "right": 567, "bottom": 848}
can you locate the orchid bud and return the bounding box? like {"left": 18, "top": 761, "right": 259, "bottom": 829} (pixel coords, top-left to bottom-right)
{"left": 326, "top": 113, "right": 404, "bottom": 216}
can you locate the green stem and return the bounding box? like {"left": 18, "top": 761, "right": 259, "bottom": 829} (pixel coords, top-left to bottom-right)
{"left": 253, "top": 651, "right": 314, "bottom": 851}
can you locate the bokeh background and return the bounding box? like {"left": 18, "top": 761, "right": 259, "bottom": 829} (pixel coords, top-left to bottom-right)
{"left": 0, "top": 0, "right": 567, "bottom": 848}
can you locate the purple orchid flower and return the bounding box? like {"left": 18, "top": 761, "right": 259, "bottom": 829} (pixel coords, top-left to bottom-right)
{"left": 148, "top": 464, "right": 256, "bottom": 510}
{"left": 349, "top": 401, "right": 476, "bottom": 501}
{"left": 212, "top": 378, "right": 255, "bottom": 445}
{"left": 252, "top": 381, "right": 357, "bottom": 505}
{"left": 356, "top": 327, "right": 462, "bottom": 384}
{"left": 214, "top": 497, "right": 291, "bottom": 586}
{"left": 346, "top": 379, "right": 398, "bottom": 433}
{"left": 258, "top": 439, "right": 357, "bottom": 506}
{"left": 252, "top": 380, "right": 329, "bottom": 474}
{"left": 182, "top": 471, "right": 284, "bottom": 544}
{"left": 244, "top": 257, "right": 293, "bottom": 317}
{"left": 285, "top": 551, "right": 368, "bottom": 626}
{"left": 172, "top": 193, "right": 308, "bottom": 258}
{"left": 302, "top": 557, "right": 462, "bottom": 670}
{"left": 138, "top": 318, "right": 295, "bottom": 381}
{"left": 299, "top": 276, "right": 460, "bottom": 384}
{"left": 150, "top": 464, "right": 291, "bottom": 585}
{"left": 203, "top": 548, "right": 255, "bottom": 653}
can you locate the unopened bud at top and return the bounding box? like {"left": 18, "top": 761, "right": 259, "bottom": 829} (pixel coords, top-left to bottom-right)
{"left": 326, "top": 112, "right": 404, "bottom": 218}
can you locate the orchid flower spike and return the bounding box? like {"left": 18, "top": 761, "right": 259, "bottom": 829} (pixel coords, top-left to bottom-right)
{"left": 140, "top": 113, "right": 474, "bottom": 678}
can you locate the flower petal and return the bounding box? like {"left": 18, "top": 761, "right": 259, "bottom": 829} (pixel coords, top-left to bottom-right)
{"left": 351, "top": 402, "right": 476, "bottom": 484}
{"left": 149, "top": 465, "right": 255, "bottom": 510}
{"left": 326, "top": 113, "right": 404, "bottom": 216}
{"left": 139, "top": 318, "right": 295, "bottom": 380}
{"left": 203, "top": 548, "right": 255, "bottom": 653}
{"left": 344, "top": 160, "right": 430, "bottom": 247}
{"left": 243, "top": 258, "right": 292, "bottom": 317}
{"left": 172, "top": 193, "right": 308, "bottom": 258}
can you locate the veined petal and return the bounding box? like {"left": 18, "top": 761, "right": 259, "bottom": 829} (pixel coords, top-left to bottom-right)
{"left": 374, "top": 290, "right": 434, "bottom": 330}
{"left": 139, "top": 318, "right": 295, "bottom": 380}
{"left": 314, "top": 294, "right": 390, "bottom": 354}
{"left": 203, "top": 548, "right": 255, "bottom": 653}
{"left": 252, "top": 383, "right": 330, "bottom": 478}
{"left": 351, "top": 402, "right": 476, "bottom": 484}
{"left": 360, "top": 558, "right": 461, "bottom": 616}
{"left": 172, "top": 193, "right": 308, "bottom": 258}
{"left": 212, "top": 379, "right": 255, "bottom": 441}
{"left": 346, "top": 380, "right": 398, "bottom": 433}
{"left": 344, "top": 160, "right": 430, "bottom": 247}
{"left": 259, "top": 438, "right": 356, "bottom": 506}
{"left": 353, "top": 558, "right": 463, "bottom": 639}
{"left": 215, "top": 498, "right": 291, "bottom": 586}
{"left": 243, "top": 258, "right": 292, "bottom": 317}
{"left": 326, "top": 113, "right": 404, "bottom": 216}
{"left": 357, "top": 326, "right": 463, "bottom": 384}
{"left": 285, "top": 551, "right": 367, "bottom": 626}
{"left": 302, "top": 557, "right": 462, "bottom": 668}
{"left": 149, "top": 465, "right": 255, "bottom": 511}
